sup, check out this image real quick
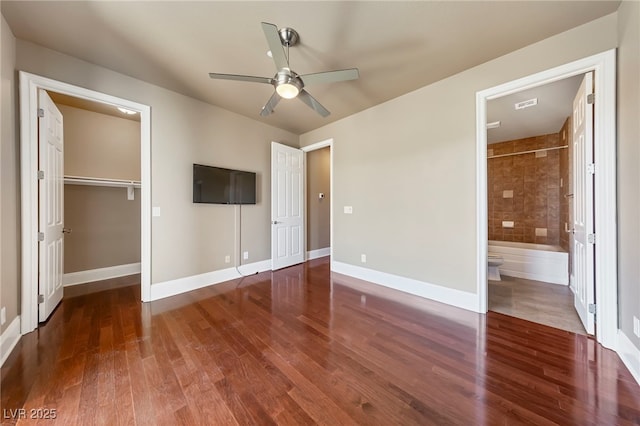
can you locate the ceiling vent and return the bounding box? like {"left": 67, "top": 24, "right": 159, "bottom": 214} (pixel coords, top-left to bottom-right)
{"left": 514, "top": 98, "right": 538, "bottom": 110}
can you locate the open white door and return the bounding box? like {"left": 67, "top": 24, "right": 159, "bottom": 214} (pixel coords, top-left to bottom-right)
{"left": 38, "top": 89, "right": 65, "bottom": 322}
{"left": 571, "top": 72, "right": 595, "bottom": 335}
{"left": 271, "top": 142, "right": 304, "bottom": 270}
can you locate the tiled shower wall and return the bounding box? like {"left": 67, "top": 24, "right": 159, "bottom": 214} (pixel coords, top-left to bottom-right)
{"left": 488, "top": 128, "right": 569, "bottom": 246}
{"left": 558, "top": 117, "right": 571, "bottom": 252}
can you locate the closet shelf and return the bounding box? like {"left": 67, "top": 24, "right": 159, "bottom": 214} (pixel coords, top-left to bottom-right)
{"left": 64, "top": 175, "right": 141, "bottom": 189}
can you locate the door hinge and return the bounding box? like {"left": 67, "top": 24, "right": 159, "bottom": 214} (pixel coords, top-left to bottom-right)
{"left": 37, "top": 170, "right": 45, "bottom": 180}
{"left": 37, "top": 232, "right": 44, "bottom": 242}
{"left": 37, "top": 108, "right": 44, "bottom": 118}
{"left": 587, "top": 163, "right": 595, "bottom": 174}
{"left": 588, "top": 303, "right": 596, "bottom": 314}
{"left": 587, "top": 93, "right": 595, "bottom": 105}
{"left": 587, "top": 233, "right": 596, "bottom": 244}
{"left": 38, "top": 294, "right": 44, "bottom": 304}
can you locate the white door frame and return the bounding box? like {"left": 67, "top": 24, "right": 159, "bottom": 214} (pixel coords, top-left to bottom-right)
{"left": 19, "top": 71, "right": 152, "bottom": 335}
{"left": 475, "top": 49, "right": 617, "bottom": 349}
{"left": 301, "top": 138, "right": 334, "bottom": 260}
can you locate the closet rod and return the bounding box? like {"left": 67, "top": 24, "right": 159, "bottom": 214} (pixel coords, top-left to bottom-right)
{"left": 488, "top": 145, "right": 568, "bottom": 159}
{"left": 64, "top": 175, "right": 141, "bottom": 189}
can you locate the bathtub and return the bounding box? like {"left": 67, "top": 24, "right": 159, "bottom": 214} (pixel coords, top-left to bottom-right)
{"left": 488, "top": 240, "right": 569, "bottom": 285}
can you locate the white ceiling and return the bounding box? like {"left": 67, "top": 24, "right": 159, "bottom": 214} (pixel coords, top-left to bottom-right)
{"left": 487, "top": 74, "right": 583, "bottom": 144}
{"left": 1, "top": 1, "right": 619, "bottom": 135}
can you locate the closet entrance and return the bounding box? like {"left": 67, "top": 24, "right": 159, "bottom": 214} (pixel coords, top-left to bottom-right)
{"left": 47, "top": 92, "right": 142, "bottom": 321}
{"left": 19, "top": 71, "right": 151, "bottom": 334}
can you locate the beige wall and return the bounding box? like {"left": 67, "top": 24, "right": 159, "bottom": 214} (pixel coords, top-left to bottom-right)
{"left": 58, "top": 104, "right": 141, "bottom": 181}
{"left": 64, "top": 185, "right": 141, "bottom": 273}
{"left": 1, "top": 15, "right": 19, "bottom": 334}
{"left": 617, "top": 0, "right": 640, "bottom": 349}
{"left": 14, "top": 39, "right": 298, "bottom": 286}
{"left": 300, "top": 14, "right": 618, "bottom": 293}
{"left": 307, "top": 147, "right": 330, "bottom": 251}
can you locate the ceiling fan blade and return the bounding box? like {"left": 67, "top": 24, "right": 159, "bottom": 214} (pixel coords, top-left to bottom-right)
{"left": 261, "top": 22, "right": 288, "bottom": 71}
{"left": 260, "top": 92, "right": 282, "bottom": 117}
{"left": 209, "top": 73, "right": 272, "bottom": 84}
{"left": 297, "top": 90, "right": 330, "bottom": 117}
{"left": 300, "top": 68, "right": 359, "bottom": 86}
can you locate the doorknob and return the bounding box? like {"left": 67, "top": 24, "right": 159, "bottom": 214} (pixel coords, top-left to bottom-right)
{"left": 271, "top": 221, "right": 280, "bottom": 225}
{"left": 62, "top": 228, "right": 72, "bottom": 234}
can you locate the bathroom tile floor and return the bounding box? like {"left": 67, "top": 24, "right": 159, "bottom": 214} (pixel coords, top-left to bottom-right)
{"left": 489, "top": 275, "right": 587, "bottom": 335}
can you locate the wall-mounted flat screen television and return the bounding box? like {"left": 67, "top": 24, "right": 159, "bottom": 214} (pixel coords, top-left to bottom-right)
{"left": 193, "top": 164, "right": 256, "bottom": 205}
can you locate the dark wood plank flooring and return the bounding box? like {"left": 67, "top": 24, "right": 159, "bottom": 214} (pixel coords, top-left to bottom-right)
{"left": 2, "top": 257, "right": 639, "bottom": 425}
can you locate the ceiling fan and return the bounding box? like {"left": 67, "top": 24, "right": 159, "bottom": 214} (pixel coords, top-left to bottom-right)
{"left": 209, "top": 22, "right": 359, "bottom": 118}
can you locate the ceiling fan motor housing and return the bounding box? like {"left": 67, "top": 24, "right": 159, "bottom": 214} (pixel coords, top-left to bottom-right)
{"left": 278, "top": 27, "right": 299, "bottom": 47}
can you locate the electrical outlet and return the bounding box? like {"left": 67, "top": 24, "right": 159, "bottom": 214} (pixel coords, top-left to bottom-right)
{"left": 225, "top": 255, "right": 231, "bottom": 264}
{"left": 1, "top": 307, "right": 5, "bottom": 326}
{"left": 634, "top": 316, "right": 640, "bottom": 338}
{"left": 361, "top": 254, "right": 367, "bottom": 263}
{"left": 243, "top": 251, "right": 249, "bottom": 260}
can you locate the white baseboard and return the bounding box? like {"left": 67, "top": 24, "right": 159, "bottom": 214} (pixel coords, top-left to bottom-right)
{"left": 150, "top": 259, "right": 272, "bottom": 301}
{"left": 1, "top": 316, "right": 21, "bottom": 367}
{"left": 63, "top": 262, "right": 141, "bottom": 286}
{"left": 307, "top": 247, "right": 331, "bottom": 260}
{"left": 331, "top": 261, "right": 479, "bottom": 313}
{"left": 617, "top": 330, "right": 640, "bottom": 385}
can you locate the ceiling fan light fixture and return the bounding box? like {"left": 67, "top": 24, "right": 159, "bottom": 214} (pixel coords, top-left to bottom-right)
{"left": 208, "top": 22, "right": 358, "bottom": 117}
{"left": 276, "top": 82, "right": 300, "bottom": 99}
{"left": 274, "top": 71, "right": 302, "bottom": 99}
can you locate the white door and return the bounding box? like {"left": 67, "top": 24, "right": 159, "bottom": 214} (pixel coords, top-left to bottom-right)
{"left": 571, "top": 72, "right": 595, "bottom": 335}
{"left": 271, "top": 142, "right": 304, "bottom": 270}
{"left": 38, "top": 89, "right": 65, "bottom": 322}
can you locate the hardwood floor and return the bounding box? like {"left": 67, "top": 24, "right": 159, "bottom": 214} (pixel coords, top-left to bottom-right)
{"left": 2, "top": 257, "right": 639, "bottom": 425}
{"left": 489, "top": 275, "right": 587, "bottom": 335}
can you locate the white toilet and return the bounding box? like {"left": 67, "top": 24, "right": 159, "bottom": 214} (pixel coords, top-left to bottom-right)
{"left": 488, "top": 253, "right": 504, "bottom": 281}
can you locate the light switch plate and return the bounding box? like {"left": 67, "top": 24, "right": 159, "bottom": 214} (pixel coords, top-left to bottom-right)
{"left": 344, "top": 206, "right": 353, "bottom": 214}
{"left": 152, "top": 207, "right": 161, "bottom": 217}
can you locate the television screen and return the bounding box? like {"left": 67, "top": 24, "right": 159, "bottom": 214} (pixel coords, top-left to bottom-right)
{"left": 193, "top": 164, "right": 256, "bottom": 205}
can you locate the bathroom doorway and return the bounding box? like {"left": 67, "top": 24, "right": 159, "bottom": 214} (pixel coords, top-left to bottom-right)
{"left": 476, "top": 50, "right": 618, "bottom": 350}
{"left": 485, "top": 75, "right": 585, "bottom": 334}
